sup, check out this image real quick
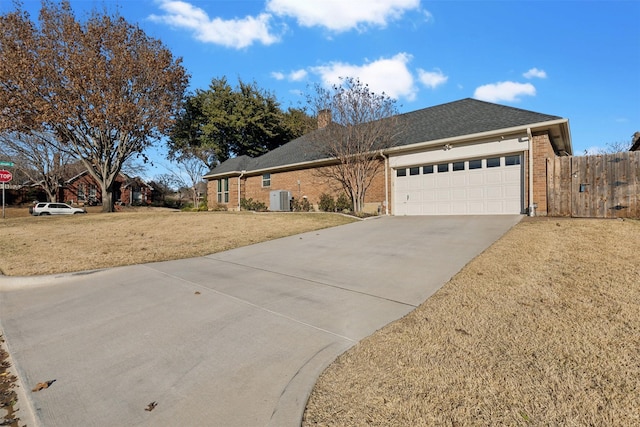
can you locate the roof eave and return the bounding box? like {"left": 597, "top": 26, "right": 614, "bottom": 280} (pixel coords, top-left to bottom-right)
{"left": 203, "top": 157, "right": 337, "bottom": 179}
{"left": 385, "top": 118, "right": 572, "bottom": 156}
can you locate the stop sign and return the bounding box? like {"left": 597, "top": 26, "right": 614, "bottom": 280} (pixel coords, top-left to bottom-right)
{"left": 0, "top": 170, "right": 12, "bottom": 183}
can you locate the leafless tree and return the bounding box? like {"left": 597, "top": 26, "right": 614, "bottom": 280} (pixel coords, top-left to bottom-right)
{"left": 161, "top": 154, "right": 208, "bottom": 208}
{"left": 0, "top": 1, "right": 188, "bottom": 212}
{"left": 0, "top": 132, "right": 73, "bottom": 202}
{"left": 597, "top": 140, "right": 634, "bottom": 154}
{"left": 308, "top": 77, "right": 401, "bottom": 213}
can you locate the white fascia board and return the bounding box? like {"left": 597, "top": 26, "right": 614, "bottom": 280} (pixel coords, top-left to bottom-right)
{"left": 203, "top": 157, "right": 337, "bottom": 179}
{"left": 389, "top": 136, "right": 527, "bottom": 168}
{"left": 203, "top": 171, "right": 242, "bottom": 180}
{"left": 384, "top": 119, "right": 570, "bottom": 156}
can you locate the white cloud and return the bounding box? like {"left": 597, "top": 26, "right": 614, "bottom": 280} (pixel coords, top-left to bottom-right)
{"left": 311, "top": 53, "right": 418, "bottom": 101}
{"left": 289, "top": 69, "right": 308, "bottom": 81}
{"left": 271, "top": 69, "right": 308, "bottom": 82}
{"left": 266, "top": 0, "right": 420, "bottom": 32}
{"left": 584, "top": 146, "right": 603, "bottom": 155}
{"left": 417, "top": 68, "right": 448, "bottom": 89}
{"left": 149, "top": 1, "right": 280, "bottom": 49}
{"left": 423, "top": 9, "right": 434, "bottom": 23}
{"left": 523, "top": 67, "right": 547, "bottom": 79}
{"left": 473, "top": 81, "right": 536, "bottom": 102}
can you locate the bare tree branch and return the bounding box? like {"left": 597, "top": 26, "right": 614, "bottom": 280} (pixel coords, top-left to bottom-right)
{"left": 308, "top": 77, "right": 402, "bottom": 213}
{"left": 0, "top": 1, "right": 188, "bottom": 211}
{"left": 0, "top": 131, "right": 74, "bottom": 202}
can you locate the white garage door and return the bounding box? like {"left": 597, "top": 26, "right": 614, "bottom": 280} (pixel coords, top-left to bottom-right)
{"left": 394, "top": 154, "right": 523, "bottom": 215}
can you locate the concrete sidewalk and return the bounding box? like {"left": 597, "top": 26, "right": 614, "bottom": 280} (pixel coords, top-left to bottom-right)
{"left": 0, "top": 215, "right": 521, "bottom": 426}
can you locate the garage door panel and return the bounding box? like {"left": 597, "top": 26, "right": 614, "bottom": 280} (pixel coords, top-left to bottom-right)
{"left": 486, "top": 186, "right": 503, "bottom": 198}
{"left": 485, "top": 171, "right": 503, "bottom": 184}
{"left": 468, "top": 187, "right": 484, "bottom": 200}
{"left": 394, "top": 154, "right": 523, "bottom": 216}
{"left": 422, "top": 189, "right": 436, "bottom": 201}
{"left": 451, "top": 201, "right": 468, "bottom": 214}
{"left": 486, "top": 201, "right": 504, "bottom": 213}
{"left": 407, "top": 204, "right": 423, "bottom": 215}
{"left": 436, "top": 189, "right": 451, "bottom": 200}
{"left": 451, "top": 174, "right": 467, "bottom": 186}
{"left": 436, "top": 175, "right": 450, "bottom": 186}
{"left": 452, "top": 188, "right": 467, "bottom": 200}
{"left": 422, "top": 178, "right": 436, "bottom": 188}
{"left": 408, "top": 179, "right": 423, "bottom": 190}
{"left": 437, "top": 203, "right": 452, "bottom": 214}
{"left": 504, "top": 185, "right": 521, "bottom": 198}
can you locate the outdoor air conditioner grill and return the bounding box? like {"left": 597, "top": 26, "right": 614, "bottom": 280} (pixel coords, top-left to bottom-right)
{"left": 269, "top": 190, "right": 291, "bottom": 211}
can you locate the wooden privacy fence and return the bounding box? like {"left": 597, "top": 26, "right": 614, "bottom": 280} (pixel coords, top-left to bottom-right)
{"left": 547, "top": 152, "right": 640, "bottom": 218}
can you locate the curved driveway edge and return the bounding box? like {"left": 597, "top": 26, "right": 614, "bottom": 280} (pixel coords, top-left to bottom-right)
{"left": 0, "top": 215, "right": 521, "bottom": 426}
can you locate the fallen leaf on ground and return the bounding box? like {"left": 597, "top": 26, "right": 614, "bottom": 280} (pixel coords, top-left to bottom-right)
{"left": 32, "top": 379, "right": 56, "bottom": 392}
{"left": 145, "top": 401, "right": 157, "bottom": 411}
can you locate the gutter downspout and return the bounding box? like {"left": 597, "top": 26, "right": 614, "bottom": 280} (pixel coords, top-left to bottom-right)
{"left": 238, "top": 171, "right": 245, "bottom": 211}
{"left": 380, "top": 151, "right": 389, "bottom": 215}
{"left": 527, "top": 128, "right": 535, "bottom": 216}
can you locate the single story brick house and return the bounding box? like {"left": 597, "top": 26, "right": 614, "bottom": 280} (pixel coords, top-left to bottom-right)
{"left": 204, "top": 98, "right": 572, "bottom": 216}
{"left": 61, "top": 171, "right": 153, "bottom": 206}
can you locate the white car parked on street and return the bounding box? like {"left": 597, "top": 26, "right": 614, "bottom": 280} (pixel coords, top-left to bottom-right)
{"left": 29, "top": 202, "right": 87, "bottom": 216}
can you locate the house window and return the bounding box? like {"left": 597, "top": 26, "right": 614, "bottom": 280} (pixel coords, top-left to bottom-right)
{"left": 452, "top": 161, "right": 465, "bottom": 171}
{"left": 77, "top": 184, "right": 85, "bottom": 200}
{"left": 423, "top": 165, "right": 434, "bottom": 174}
{"left": 487, "top": 157, "right": 501, "bottom": 168}
{"left": 409, "top": 167, "right": 420, "bottom": 176}
{"left": 217, "top": 178, "right": 229, "bottom": 203}
{"left": 437, "top": 163, "right": 449, "bottom": 173}
{"left": 469, "top": 159, "right": 482, "bottom": 170}
{"left": 262, "top": 173, "right": 271, "bottom": 187}
{"left": 396, "top": 168, "right": 407, "bottom": 177}
{"left": 505, "top": 155, "right": 521, "bottom": 166}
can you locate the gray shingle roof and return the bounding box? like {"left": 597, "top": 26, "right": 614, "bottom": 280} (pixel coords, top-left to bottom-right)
{"left": 206, "top": 98, "right": 564, "bottom": 176}
{"left": 395, "top": 98, "right": 562, "bottom": 147}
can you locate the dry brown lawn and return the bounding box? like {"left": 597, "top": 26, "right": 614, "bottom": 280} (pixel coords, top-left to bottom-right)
{"left": 0, "top": 207, "right": 355, "bottom": 276}
{"left": 303, "top": 218, "right": 640, "bottom": 426}
{"left": 2, "top": 208, "right": 639, "bottom": 425}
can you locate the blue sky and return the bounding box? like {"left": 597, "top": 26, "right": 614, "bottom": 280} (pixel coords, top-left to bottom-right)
{"left": 6, "top": 0, "right": 640, "bottom": 179}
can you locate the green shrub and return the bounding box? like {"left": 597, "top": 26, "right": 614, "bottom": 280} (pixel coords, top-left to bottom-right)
{"left": 240, "top": 198, "right": 267, "bottom": 212}
{"left": 318, "top": 193, "right": 336, "bottom": 212}
{"left": 291, "top": 197, "right": 313, "bottom": 212}
{"left": 336, "top": 193, "right": 352, "bottom": 212}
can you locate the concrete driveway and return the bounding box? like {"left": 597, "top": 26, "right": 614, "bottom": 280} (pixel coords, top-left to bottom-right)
{"left": 0, "top": 215, "right": 521, "bottom": 426}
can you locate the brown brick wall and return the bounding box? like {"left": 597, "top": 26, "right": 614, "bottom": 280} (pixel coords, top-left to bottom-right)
{"left": 209, "top": 159, "right": 387, "bottom": 213}
{"left": 531, "top": 131, "right": 556, "bottom": 216}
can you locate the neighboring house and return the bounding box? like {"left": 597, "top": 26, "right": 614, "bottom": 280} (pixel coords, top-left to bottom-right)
{"left": 204, "top": 98, "right": 572, "bottom": 216}
{"left": 60, "top": 171, "right": 153, "bottom": 206}
{"left": 631, "top": 131, "right": 640, "bottom": 151}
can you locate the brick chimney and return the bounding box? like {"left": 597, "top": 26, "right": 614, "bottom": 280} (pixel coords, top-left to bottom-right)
{"left": 318, "top": 109, "right": 331, "bottom": 129}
